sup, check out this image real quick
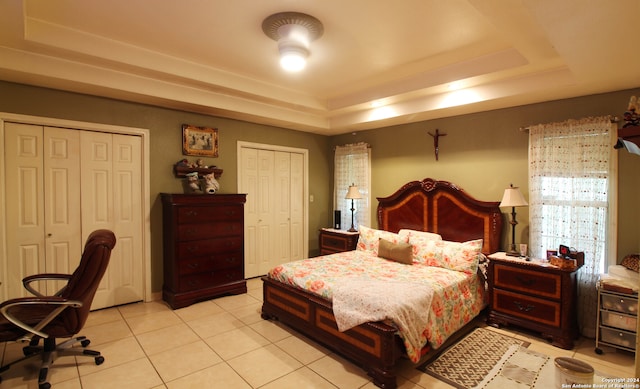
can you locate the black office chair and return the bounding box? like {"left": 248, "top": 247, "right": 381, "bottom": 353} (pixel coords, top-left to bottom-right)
{"left": 0, "top": 229, "right": 116, "bottom": 389}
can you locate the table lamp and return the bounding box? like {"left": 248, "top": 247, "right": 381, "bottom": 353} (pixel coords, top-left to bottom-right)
{"left": 499, "top": 184, "right": 528, "bottom": 256}
{"left": 345, "top": 184, "right": 362, "bottom": 232}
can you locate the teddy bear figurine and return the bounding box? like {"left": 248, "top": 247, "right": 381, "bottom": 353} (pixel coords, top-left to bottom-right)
{"left": 203, "top": 172, "right": 220, "bottom": 194}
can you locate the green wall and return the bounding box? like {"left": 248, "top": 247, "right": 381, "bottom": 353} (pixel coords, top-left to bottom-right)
{"left": 1, "top": 81, "right": 639, "bottom": 295}
{"left": 331, "top": 88, "right": 640, "bottom": 259}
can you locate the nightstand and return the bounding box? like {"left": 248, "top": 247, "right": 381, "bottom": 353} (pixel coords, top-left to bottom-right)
{"left": 319, "top": 228, "right": 359, "bottom": 255}
{"left": 487, "top": 252, "right": 584, "bottom": 349}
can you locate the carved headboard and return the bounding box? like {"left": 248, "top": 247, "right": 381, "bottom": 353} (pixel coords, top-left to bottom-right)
{"left": 377, "top": 178, "right": 503, "bottom": 254}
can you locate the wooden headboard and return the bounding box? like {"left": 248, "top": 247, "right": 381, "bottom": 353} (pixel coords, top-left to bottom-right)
{"left": 377, "top": 178, "right": 503, "bottom": 254}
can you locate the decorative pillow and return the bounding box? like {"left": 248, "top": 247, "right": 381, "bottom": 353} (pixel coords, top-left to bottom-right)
{"left": 621, "top": 254, "right": 640, "bottom": 273}
{"left": 398, "top": 229, "right": 442, "bottom": 242}
{"left": 378, "top": 238, "right": 413, "bottom": 265}
{"left": 357, "top": 226, "right": 408, "bottom": 254}
{"left": 412, "top": 238, "right": 483, "bottom": 274}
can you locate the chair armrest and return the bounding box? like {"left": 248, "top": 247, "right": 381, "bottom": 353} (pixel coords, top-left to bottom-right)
{"left": 0, "top": 297, "right": 83, "bottom": 339}
{"left": 23, "top": 273, "right": 72, "bottom": 297}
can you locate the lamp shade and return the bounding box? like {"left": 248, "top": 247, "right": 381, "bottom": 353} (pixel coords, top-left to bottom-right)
{"left": 499, "top": 185, "right": 528, "bottom": 207}
{"left": 345, "top": 185, "right": 362, "bottom": 199}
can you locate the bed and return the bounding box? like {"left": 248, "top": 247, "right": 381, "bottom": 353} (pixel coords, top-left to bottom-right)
{"left": 261, "top": 178, "right": 503, "bottom": 388}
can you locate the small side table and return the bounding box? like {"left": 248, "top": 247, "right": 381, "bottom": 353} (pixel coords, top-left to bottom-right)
{"left": 487, "top": 251, "right": 583, "bottom": 349}
{"left": 319, "top": 228, "right": 359, "bottom": 255}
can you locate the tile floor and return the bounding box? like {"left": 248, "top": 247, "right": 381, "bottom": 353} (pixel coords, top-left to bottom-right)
{"left": 0, "top": 277, "right": 635, "bottom": 388}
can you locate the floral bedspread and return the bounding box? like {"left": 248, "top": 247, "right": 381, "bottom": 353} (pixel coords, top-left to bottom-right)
{"left": 267, "top": 250, "right": 486, "bottom": 363}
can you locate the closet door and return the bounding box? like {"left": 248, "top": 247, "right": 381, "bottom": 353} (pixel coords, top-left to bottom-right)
{"left": 4, "top": 123, "right": 81, "bottom": 297}
{"left": 80, "top": 132, "right": 144, "bottom": 308}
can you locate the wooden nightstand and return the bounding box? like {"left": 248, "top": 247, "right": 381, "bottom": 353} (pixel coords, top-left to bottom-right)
{"left": 487, "top": 252, "right": 583, "bottom": 349}
{"left": 319, "top": 228, "right": 359, "bottom": 255}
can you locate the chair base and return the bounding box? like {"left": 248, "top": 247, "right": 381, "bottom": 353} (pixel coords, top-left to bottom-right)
{"left": 0, "top": 335, "right": 104, "bottom": 389}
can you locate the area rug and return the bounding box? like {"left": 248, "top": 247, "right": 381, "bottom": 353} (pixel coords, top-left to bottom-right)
{"left": 417, "top": 327, "right": 533, "bottom": 389}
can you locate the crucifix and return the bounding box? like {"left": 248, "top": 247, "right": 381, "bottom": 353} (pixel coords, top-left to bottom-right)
{"left": 428, "top": 128, "right": 447, "bottom": 161}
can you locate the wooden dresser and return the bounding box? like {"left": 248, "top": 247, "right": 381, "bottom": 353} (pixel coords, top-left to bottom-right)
{"left": 487, "top": 252, "right": 583, "bottom": 349}
{"left": 319, "top": 228, "right": 359, "bottom": 255}
{"left": 161, "top": 193, "right": 247, "bottom": 309}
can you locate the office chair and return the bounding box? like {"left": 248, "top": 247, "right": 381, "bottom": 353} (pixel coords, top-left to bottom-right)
{"left": 0, "top": 229, "right": 116, "bottom": 389}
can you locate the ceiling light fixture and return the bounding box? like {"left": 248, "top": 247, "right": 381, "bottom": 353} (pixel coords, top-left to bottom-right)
{"left": 262, "top": 12, "right": 323, "bottom": 72}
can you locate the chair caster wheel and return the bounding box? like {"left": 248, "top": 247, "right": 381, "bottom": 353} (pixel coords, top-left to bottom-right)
{"left": 81, "top": 339, "right": 91, "bottom": 347}
{"left": 95, "top": 356, "right": 105, "bottom": 365}
{"left": 595, "top": 347, "right": 603, "bottom": 354}
{"left": 39, "top": 382, "right": 51, "bottom": 389}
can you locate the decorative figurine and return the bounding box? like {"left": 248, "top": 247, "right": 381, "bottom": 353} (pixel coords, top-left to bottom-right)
{"left": 185, "top": 172, "right": 202, "bottom": 193}
{"left": 203, "top": 172, "right": 220, "bottom": 194}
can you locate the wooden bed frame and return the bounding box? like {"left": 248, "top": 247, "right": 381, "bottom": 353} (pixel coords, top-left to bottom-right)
{"left": 261, "top": 178, "right": 503, "bottom": 388}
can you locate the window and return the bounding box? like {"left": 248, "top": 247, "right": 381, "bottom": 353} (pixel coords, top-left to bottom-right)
{"left": 334, "top": 143, "right": 371, "bottom": 230}
{"left": 528, "top": 116, "right": 617, "bottom": 337}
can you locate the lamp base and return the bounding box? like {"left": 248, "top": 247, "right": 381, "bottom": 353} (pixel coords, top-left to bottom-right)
{"left": 347, "top": 227, "right": 358, "bottom": 232}
{"left": 505, "top": 250, "right": 520, "bottom": 257}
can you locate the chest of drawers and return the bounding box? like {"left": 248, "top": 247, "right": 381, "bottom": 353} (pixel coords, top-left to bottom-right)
{"left": 161, "top": 193, "right": 247, "bottom": 309}
{"left": 487, "top": 252, "right": 583, "bottom": 349}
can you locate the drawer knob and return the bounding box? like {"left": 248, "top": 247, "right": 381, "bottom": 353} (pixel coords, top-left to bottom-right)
{"left": 513, "top": 301, "right": 535, "bottom": 312}
{"left": 186, "top": 210, "right": 198, "bottom": 217}
{"left": 187, "top": 263, "right": 199, "bottom": 269}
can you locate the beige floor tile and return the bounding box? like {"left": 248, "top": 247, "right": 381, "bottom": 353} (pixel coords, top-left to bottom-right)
{"left": 249, "top": 318, "right": 295, "bottom": 342}
{"left": 165, "top": 362, "right": 251, "bottom": 389}
{"left": 172, "top": 300, "right": 224, "bottom": 322}
{"left": 186, "top": 311, "right": 246, "bottom": 339}
{"left": 84, "top": 307, "right": 123, "bottom": 327}
{"left": 52, "top": 377, "right": 83, "bottom": 389}
{"left": 125, "top": 310, "right": 183, "bottom": 335}
{"left": 117, "top": 300, "right": 172, "bottom": 319}
{"left": 136, "top": 323, "right": 200, "bottom": 356}
{"left": 77, "top": 336, "right": 146, "bottom": 376}
{"left": 275, "top": 333, "right": 330, "bottom": 364}
{"left": 247, "top": 287, "right": 263, "bottom": 302}
{"left": 260, "top": 366, "right": 337, "bottom": 389}
{"left": 148, "top": 340, "right": 222, "bottom": 382}
{"left": 204, "top": 326, "right": 270, "bottom": 360}
{"left": 76, "top": 318, "right": 133, "bottom": 347}
{"left": 214, "top": 293, "right": 261, "bottom": 311}
{"left": 80, "top": 358, "right": 163, "bottom": 389}
{"left": 227, "top": 302, "right": 263, "bottom": 325}
{"left": 246, "top": 277, "right": 263, "bottom": 290}
{"left": 227, "top": 344, "right": 303, "bottom": 388}
{"left": 307, "top": 353, "right": 370, "bottom": 388}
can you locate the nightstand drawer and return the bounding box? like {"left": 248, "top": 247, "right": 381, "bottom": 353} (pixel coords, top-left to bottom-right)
{"left": 602, "top": 293, "right": 638, "bottom": 315}
{"left": 493, "top": 289, "right": 560, "bottom": 327}
{"left": 319, "top": 229, "right": 358, "bottom": 255}
{"left": 494, "top": 264, "right": 561, "bottom": 299}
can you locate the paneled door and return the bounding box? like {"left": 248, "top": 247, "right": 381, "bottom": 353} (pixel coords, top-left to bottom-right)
{"left": 240, "top": 143, "right": 307, "bottom": 278}
{"left": 81, "top": 131, "right": 144, "bottom": 308}
{"left": 5, "top": 123, "right": 82, "bottom": 297}
{"left": 3, "top": 123, "right": 143, "bottom": 309}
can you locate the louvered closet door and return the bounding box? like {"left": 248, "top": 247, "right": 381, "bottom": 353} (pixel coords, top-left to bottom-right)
{"left": 4, "top": 123, "right": 82, "bottom": 297}
{"left": 80, "top": 131, "right": 143, "bottom": 308}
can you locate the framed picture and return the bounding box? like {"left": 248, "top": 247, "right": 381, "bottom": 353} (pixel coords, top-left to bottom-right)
{"left": 182, "top": 124, "right": 218, "bottom": 157}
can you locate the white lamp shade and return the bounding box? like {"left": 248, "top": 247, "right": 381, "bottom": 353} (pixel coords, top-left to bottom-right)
{"left": 499, "top": 186, "right": 528, "bottom": 207}
{"left": 345, "top": 185, "right": 362, "bottom": 199}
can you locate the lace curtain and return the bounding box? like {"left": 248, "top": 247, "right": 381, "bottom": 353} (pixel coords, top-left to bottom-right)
{"left": 528, "top": 116, "right": 617, "bottom": 337}
{"left": 334, "top": 143, "right": 371, "bottom": 230}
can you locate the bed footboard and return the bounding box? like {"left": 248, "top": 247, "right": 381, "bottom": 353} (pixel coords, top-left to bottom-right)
{"left": 261, "top": 276, "right": 404, "bottom": 389}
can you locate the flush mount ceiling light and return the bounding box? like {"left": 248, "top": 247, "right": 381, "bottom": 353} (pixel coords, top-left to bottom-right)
{"left": 262, "top": 12, "right": 323, "bottom": 72}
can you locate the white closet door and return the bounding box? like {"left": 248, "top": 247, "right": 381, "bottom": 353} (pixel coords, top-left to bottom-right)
{"left": 80, "top": 131, "right": 143, "bottom": 308}
{"left": 5, "top": 123, "right": 82, "bottom": 297}
{"left": 289, "top": 152, "right": 304, "bottom": 261}
{"left": 241, "top": 147, "right": 260, "bottom": 278}
{"left": 274, "top": 151, "right": 291, "bottom": 266}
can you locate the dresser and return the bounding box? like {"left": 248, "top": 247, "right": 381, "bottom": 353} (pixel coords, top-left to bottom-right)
{"left": 319, "top": 228, "right": 359, "bottom": 255}
{"left": 487, "top": 252, "right": 583, "bottom": 349}
{"left": 161, "top": 193, "right": 247, "bottom": 309}
{"left": 595, "top": 284, "right": 637, "bottom": 354}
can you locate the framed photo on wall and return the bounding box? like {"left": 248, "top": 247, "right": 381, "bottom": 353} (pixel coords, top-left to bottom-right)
{"left": 182, "top": 124, "right": 218, "bottom": 157}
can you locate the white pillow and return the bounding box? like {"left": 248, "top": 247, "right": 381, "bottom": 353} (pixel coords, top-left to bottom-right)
{"left": 398, "top": 229, "right": 442, "bottom": 242}
{"left": 357, "top": 226, "right": 408, "bottom": 254}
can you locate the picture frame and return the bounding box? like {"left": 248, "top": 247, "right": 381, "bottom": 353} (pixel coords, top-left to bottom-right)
{"left": 182, "top": 124, "right": 218, "bottom": 157}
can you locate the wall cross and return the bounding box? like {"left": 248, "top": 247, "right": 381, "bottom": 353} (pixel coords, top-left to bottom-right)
{"left": 428, "top": 129, "right": 447, "bottom": 161}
